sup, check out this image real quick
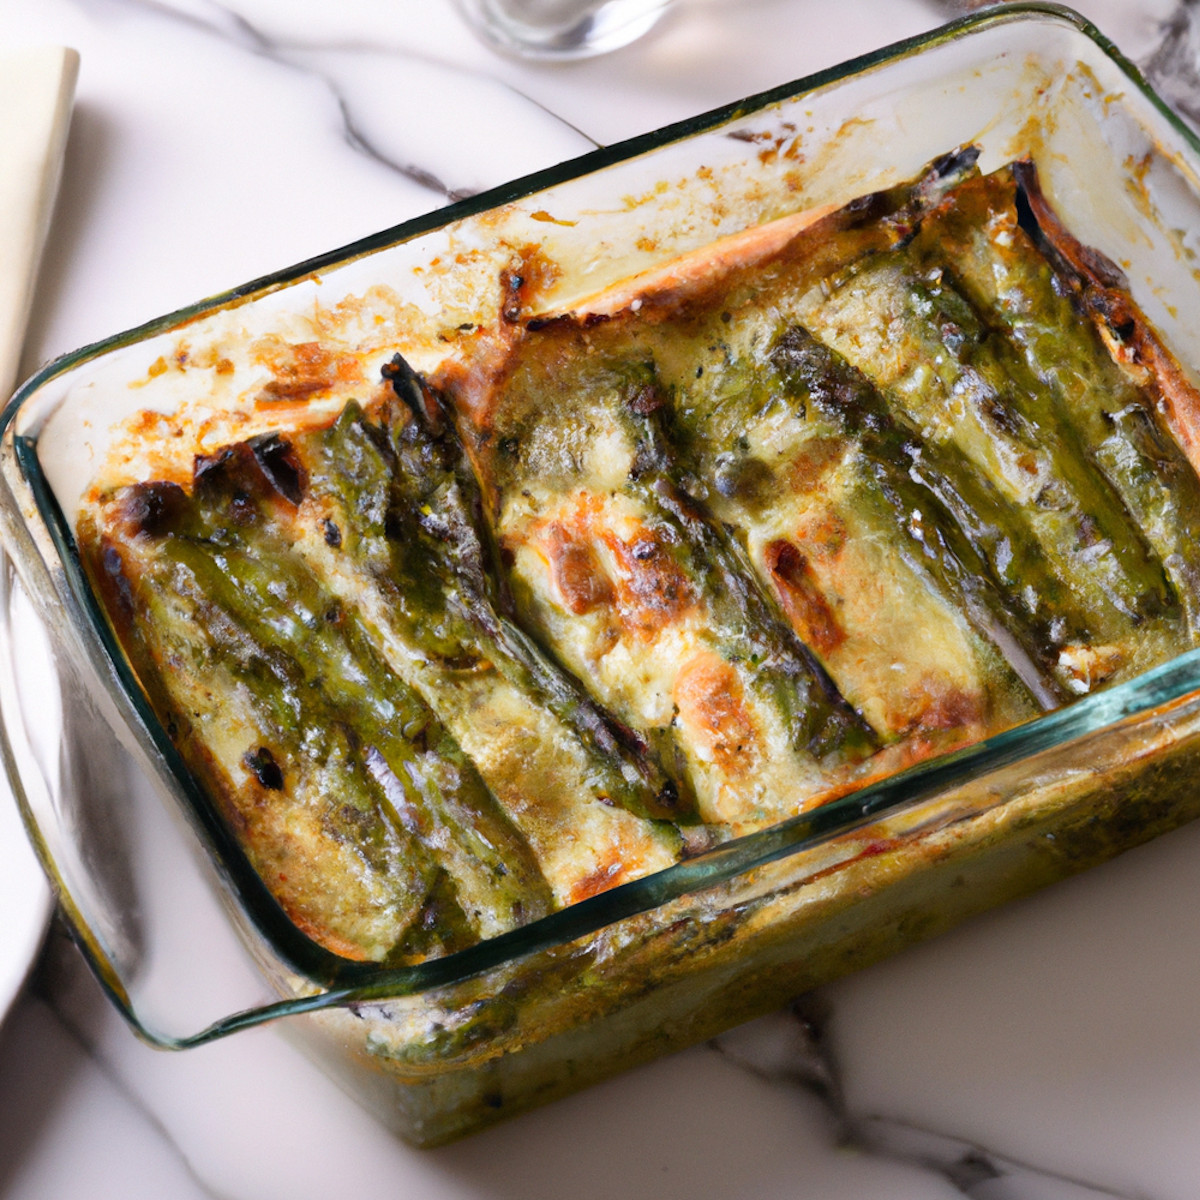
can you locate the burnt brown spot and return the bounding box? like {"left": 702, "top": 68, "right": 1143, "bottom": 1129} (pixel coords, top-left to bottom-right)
{"left": 606, "top": 530, "right": 694, "bottom": 637}
{"left": 194, "top": 440, "right": 307, "bottom": 516}
{"left": 253, "top": 339, "right": 361, "bottom": 402}
{"left": 192, "top": 446, "right": 233, "bottom": 491}
{"left": 97, "top": 537, "right": 136, "bottom": 615}
{"left": 243, "top": 746, "right": 284, "bottom": 790}
{"left": 912, "top": 684, "right": 984, "bottom": 732}
{"left": 116, "top": 481, "right": 188, "bottom": 538}
{"left": 764, "top": 539, "right": 846, "bottom": 656}
{"left": 249, "top": 434, "right": 307, "bottom": 505}
{"left": 627, "top": 382, "right": 668, "bottom": 417}
{"left": 523, "top": 314, "right": 562, "bottom": 333}
{"left": 545, "top": 525, "right": 614, "bottom": 615}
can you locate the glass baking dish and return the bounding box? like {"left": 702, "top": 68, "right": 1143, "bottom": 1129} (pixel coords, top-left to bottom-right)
{"left": 5, "top": 1, "right": 1200, "bottom": 1146}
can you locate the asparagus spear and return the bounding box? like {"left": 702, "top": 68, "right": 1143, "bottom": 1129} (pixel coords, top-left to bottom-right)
{"left": 797, "top": 244, "right": 1181, "bottom": 693}
{"left": 619, "top": 366, "right": 877, "bottom": 763}
{"left": 716, "top": 321, "right": 1059, "bottom": 715}
{"left": 1092, "top": 406, "right": 1200, "bottom": 640}
{"left": 919, "top": 164, "right": 1200, "bottom": 643}
{"left": 450, "top": 314, "right": 879, "bottom": 832}
{"left": 465, "top": 147, "right": 1042, "bottom": 742}
{"left": 277, "top": 398, "right": 686, "bottom": 899}
{"left": 178, "top": 442, "right": 553, "bottom": 939}
{"left": 82, "top": 486, "right": 445, "bottom": 964}
{"left": 380, "top": 355, "right": 688, "bottom": 823}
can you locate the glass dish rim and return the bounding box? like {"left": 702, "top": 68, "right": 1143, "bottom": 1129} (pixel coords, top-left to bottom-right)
{"left": 6, "top": 0, "right": 1200, "bottom": 1049}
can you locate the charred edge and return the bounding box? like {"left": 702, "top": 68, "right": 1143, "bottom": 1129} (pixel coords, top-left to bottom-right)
{"left": 115, "top": 481, "right": 189, "bottom": 539}
{"left": 841, "top": 190, "right": 902, "bottom": 226}
{"left": 96, "top": 535, "right": 137, "bottom": 618}
{"left": 1013, "top": 158, "right": 1200, "bottom": 496}
{"left": 382, "top": 352, "right": 449, "bottom": 434}
{"left": 248, "top": 433, "right": 308, "bottom": 506}
{"left": 525, "top": 312, "right": 575, "bottom": 333}
{"left": 243, "top": 745, "right": 284, "bottom": 790}
{"left": 526, "top": 310, "right": 612, "bottom": 334}
{"left": 500, "top": 268, "right": 526, "bottom": 325}
{"left": 194, "top": 440, "right": 305, "bottom": 514}
{"left": 924, "top": 144, "right": 982, "bottom": 195}
{"left": 842, "top": 144, "right": 982, "bottom": 241}
{"left": 1012, "top": 159, "right": 1130, "bottom": 294}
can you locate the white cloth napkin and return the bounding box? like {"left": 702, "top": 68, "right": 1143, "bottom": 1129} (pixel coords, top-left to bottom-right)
{"left": 0, "top": 45, "right": 77, "bottom": 400}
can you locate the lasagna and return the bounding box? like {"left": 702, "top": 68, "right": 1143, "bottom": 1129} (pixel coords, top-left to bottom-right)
{"left": 79, "top": 149, "right": 1200, "bottom": 966}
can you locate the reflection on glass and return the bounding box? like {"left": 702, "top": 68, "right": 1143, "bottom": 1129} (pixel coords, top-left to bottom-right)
{"left": 454, "top": 0, "right": 672, "bottom": 60}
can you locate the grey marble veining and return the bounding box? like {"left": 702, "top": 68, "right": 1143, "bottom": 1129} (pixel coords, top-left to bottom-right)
{"left": 1140, "top": 0, "right": 1200, "bottom": 133}
{"left": 0, "top": 947, "right": 215, "bottom": 1199}
{"left": 86, "top": 0, "right": 598, "bottom": 200}
{"left": 711, "top": 1007, "right": 1146, "bottom": 1200}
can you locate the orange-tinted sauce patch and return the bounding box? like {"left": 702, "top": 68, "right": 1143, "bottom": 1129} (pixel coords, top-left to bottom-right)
{"left": 885, "top": 678, "right": 986, "bottom": 758}
{"left": 763, "top": 538, "right": 845, "bottom": 656}
{"left": 672, "top": 652, "right": 758, "bottom": 778}
{"left": 529, "top": 503, "right": 695, "bottom": 641}
{"left": 544, "top": 524, "right": 615, "bottom": 615}
{"left": 568, "top": 851, "right": 631, "bottom": 903}
{"left": 252, "top": 338, "right": 364, "bottom": 403}
{"left": 284, "top": 907, "right": 373, "bottom": 963}
{"left": 785, "top": 437, "right": 846, "bottom": 494}
{"left": 603, "top": 529, "right": 696, "bottom": 639}
{"left": 912, "top": 682, "right": 985, "bottom": 732}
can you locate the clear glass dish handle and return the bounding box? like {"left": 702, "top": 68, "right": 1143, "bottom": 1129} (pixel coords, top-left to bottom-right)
{"left": 0, "top": 550, "right": 290, "bottom": 1047}
{"left": 0, "top": 553, "right": 52, "bottom": 1019}
{"left": 0, "top": 549, "right": 142, "bottom": 1017}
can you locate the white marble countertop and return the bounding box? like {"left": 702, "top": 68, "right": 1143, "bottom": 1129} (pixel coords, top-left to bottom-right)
{"left": 5, "top": 1, "right": 1200, "bottom": 1196}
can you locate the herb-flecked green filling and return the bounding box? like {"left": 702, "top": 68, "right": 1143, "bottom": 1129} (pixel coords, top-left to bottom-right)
{"left": 81, "top": 151, "right": 1200, "bottom": 966}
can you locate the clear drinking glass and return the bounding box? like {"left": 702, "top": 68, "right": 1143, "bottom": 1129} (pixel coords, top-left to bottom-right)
{"left": 453, "top": 0, "right": 672, "bottom": 60}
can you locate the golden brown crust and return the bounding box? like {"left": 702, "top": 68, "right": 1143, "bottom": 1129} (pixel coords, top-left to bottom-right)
{"left": 1012, "top": 158, "right": 1200, "bottom": 479}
